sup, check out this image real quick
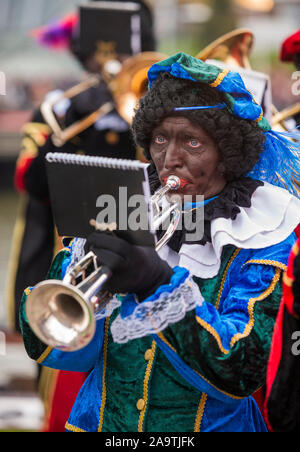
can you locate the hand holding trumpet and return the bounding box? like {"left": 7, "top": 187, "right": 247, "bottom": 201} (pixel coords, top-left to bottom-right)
{"left": 84, "top": 231, "right": 173, "bottom": 301}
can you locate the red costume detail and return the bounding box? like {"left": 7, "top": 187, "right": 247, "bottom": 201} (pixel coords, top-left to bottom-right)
{"left": 280, "top": 29, "right": 300, "bottom": 62}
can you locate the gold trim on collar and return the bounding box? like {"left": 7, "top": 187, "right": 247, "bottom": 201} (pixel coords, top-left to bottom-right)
{"left": 243, "top": 259, "right": 287, "bottom": 272}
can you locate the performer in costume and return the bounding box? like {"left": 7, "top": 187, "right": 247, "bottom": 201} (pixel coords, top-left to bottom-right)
{"left": 9, "top": 0, "right": 155, "bottom": 330}
{"left": 280, "top": 28, "right": 300, "bottom": 71}
{"left": 8, "top": 0, "right": 156, "bottom": 432}
{"left": 264, "top": 238, "right": 300, "bottom": 432}
{"left": 279, "top": 29, "right": 300, "bottom": 127}
{"left": 20, "top": 53, "right": 300, "bottom": 432}
{"left": 263, "top": 32, "right": 300, "bottom": 432}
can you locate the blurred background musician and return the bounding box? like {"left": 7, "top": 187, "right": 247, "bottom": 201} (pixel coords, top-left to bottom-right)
{"left": 264, "top": 238, "right": 300, "bottom": 432}
{"left": 8, "top": 0, "right": 157, "bottom": 335}
{"left": 278, "top": 29, "right": 300, "bottom": 128}
{"left": 6, "top": 0, "right": 158, "bottom": 432}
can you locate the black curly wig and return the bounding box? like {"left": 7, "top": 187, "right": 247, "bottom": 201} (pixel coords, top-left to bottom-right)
{"left": 132, "top": 72, "right": 266, "bottom": 182}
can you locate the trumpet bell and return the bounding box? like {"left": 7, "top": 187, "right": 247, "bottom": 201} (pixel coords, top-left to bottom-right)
{"left": 196, "top": 28, "right": 254, "bottom": 69}
{"left": 25, "top": 177, "right": 182, "bottom": 352}
{"left": 111, "top": 51, "right": 169, "bottom": 124}
{"left": 26, "top": 280, "right": 96, "bottom": 351}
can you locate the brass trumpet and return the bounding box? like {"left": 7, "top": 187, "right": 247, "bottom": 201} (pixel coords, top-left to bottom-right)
{"left": 196, "top": 28, "right": 300, "bottom": 134}
{"left": 41, "top": 51, "right": 168, "bottom": 147}
{"left": 25, "top": 176, "right": 181, "bottom": 351}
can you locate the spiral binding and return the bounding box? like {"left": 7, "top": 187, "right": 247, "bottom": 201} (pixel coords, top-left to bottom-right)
{"left": 46, "top": 152, "right": 149, "bottom": 171}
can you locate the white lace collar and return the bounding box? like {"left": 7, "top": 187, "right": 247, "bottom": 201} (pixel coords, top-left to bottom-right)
{"left": 158, "top": 182, "right": 300, "bottom": 278}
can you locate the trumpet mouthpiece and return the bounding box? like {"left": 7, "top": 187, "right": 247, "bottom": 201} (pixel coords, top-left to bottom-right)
{"left": 163, "top": 175, "right": 187, "bottom": 190}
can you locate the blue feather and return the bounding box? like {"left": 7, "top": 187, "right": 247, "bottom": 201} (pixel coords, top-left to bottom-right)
{"left": 247, "top": 129, "right": 300, "bottom": 197}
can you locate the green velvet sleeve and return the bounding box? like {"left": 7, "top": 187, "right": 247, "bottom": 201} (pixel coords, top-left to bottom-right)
{"left": 159, "top": 263, "right": 283, "bottom": 398}
{"left": 19, "top": 249, "right": 70, "bottom": 361}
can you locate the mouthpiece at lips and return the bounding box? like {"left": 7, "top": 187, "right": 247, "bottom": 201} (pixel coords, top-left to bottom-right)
{"left": 163, "top": 177, "right": 189, "bottom": 189}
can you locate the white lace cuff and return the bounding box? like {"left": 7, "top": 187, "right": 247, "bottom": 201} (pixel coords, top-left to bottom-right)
{"left": 94, "top": 296, "right": 122, "bottom": 320}
{"left": 110, "top": 267, "right": 203, "bottom": 344}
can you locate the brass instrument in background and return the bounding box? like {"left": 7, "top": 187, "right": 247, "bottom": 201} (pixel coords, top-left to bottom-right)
{"left": 195, "top": 28, "right": 300, "bottom": 134}
{"left": 41, "top": 51, "right": 168, "bottom": 147}
{"left": 25, "top": 175, "right": 181, "bottom": 352}
{"left": 271, "top": 103, "right": 300, "bottom": 132}
{"left": 196, "top": 28, "right": 254, "bottom": 69}
{"left": 40, "top": 75, "right": 114, "bottom": 147}
{"left": 111, "top": 51, "right": 169, "bottom": 124}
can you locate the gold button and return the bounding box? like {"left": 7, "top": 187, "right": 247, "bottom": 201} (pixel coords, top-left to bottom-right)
{"left": 136, "top": 398, "right": 145, "bottom": 411}
{"left": 105, "top": 131, "right": 120, "bottom": 145}
{"left": 144, "top": 349, "right": 153, "bottom": 361}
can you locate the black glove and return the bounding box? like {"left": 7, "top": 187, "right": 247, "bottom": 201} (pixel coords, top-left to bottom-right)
{"left": 84, "top": 232, "right": 173, "bottom": 301}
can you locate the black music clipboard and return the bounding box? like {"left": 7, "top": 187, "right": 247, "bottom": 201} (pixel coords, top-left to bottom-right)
{"left": 45, "top": 152, "right": 155, "bottom": 247}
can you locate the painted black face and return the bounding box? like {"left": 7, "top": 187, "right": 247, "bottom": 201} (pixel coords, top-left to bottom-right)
{"left": 150, "top": 116, "right": 226, "bottom": 200}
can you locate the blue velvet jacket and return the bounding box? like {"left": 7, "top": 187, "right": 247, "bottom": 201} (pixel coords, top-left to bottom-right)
{"left": 20, "top": 232, "right": 295, "bottom": 432}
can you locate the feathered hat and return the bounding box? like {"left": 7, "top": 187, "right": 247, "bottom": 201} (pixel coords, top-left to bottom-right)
{"left": 31, "top": 13, "right": 78, "bottom": 50}
{"left": 147, "top": 52, "right": 300, "bottom": 197}
{"left": 30, "top": 0, "right": 155, "bottom": 52}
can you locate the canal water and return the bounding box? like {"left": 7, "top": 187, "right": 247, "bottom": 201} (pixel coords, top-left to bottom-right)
{"left": 0, "top": 189, "right": 19, "bottom": 327}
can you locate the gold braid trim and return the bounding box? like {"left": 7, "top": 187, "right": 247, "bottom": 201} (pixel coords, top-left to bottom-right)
{"left": 194, "top": 393, "right": 208, "bottom": 432}
{"left": 138, "top": 341, "right": 157, "bottom": 432}
{"left": 65, "top": 423, "right": 87, "bottom": 432}
{"left": 195, "top": 316, "right": 230, "bottom": 354}
{"left": 216, "top": 249, "right": 241, "bottom": 310}
{"left": 243, "top": 259, "right": 287, "bottom": 272}
{"left": 194, "top": 248, "right": 241, "bottom": 353}
{"left": 156, "top": 332, "right": 177, "bottom": 353}
{"left": 98, "top": 317, "right": 110, "bottom": 432}
{"left": 37, "top": 346, "right": 53, "bottom": 364}
{"left": 210, "top": 69, "right": 230, "bottom": 88}
{"left": 255, "top": 110, "right": 264, "bottom": 123}
{"left": 230, "top": 267, "right": 281, "bottom": 348}
{"left": 196, "top": 253, "right": 283, "bottom": 354}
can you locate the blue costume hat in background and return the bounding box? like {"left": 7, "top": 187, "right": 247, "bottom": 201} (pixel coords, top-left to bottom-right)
{"left": 148, "top": 52, "right": 300, "bottom": 197}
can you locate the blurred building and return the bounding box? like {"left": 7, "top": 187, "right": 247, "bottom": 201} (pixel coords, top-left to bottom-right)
{"left": 0, "top": 0, "right": 84, "bottom": 189}
{"left": 0, "top": 0, "right": 299, "bottom": 180}
{"left": 0, "top": 0, "right": 82, "bottom": 83}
